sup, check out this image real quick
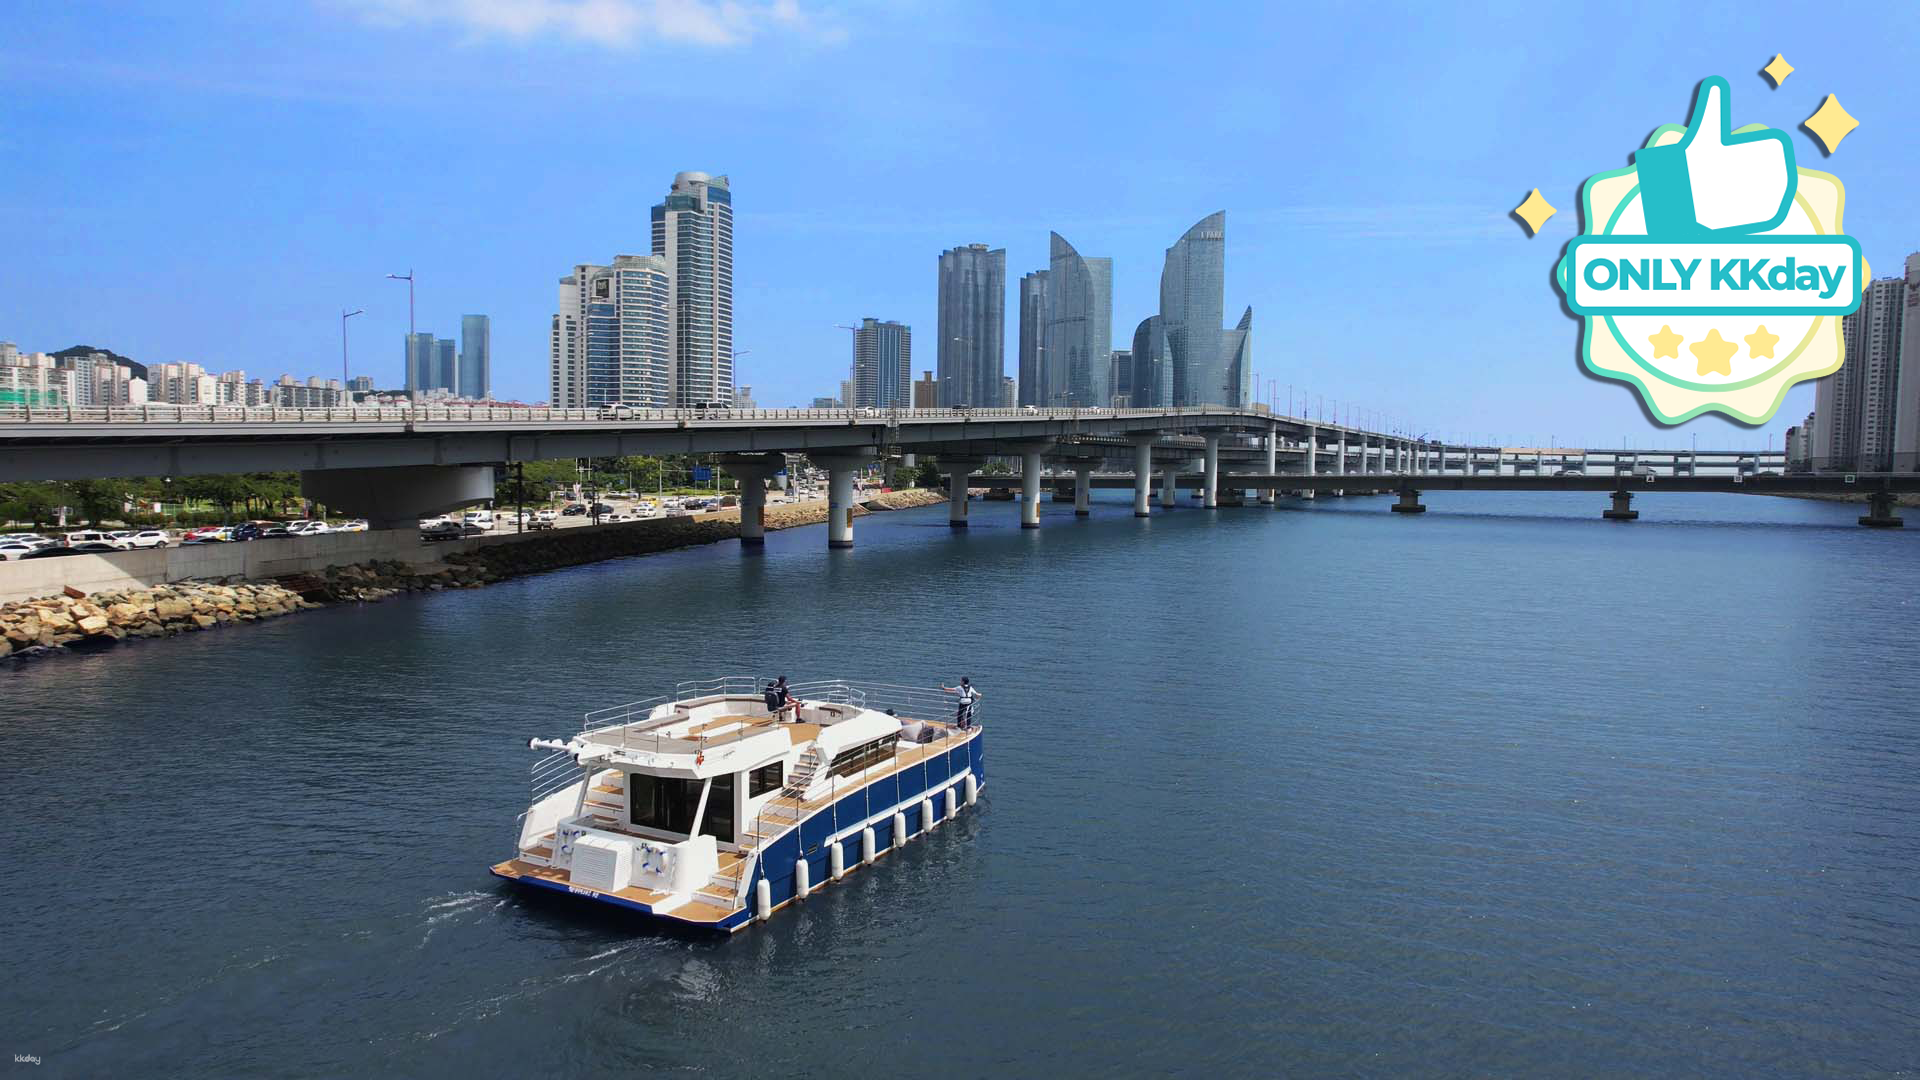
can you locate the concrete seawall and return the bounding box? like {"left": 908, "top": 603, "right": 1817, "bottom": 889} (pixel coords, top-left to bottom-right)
{"left": 0, "top": 487, "right": 948, "bottom": 615}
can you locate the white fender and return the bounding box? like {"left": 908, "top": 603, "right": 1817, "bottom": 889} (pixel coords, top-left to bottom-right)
{"left": 829, "top": 840, "right": 845, "bottom": 881}
{"left": 755, "top": 878, "right": 771, "bottom": 921}
{"left": 893, "top": 812, "right": 908, "bottom": 847}
{"left": 965, "top": 774, "right": 979, "bottom": 806}
{"left": 861, "top": 827, "right": 876, "bottom": 865}
{"left": 795, "top": 857, "right": 810, "bottom": 900}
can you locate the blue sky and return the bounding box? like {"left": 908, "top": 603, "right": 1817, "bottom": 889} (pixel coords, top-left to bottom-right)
{"left": 2, "top": 0, "right": 1915, "bottom": 449}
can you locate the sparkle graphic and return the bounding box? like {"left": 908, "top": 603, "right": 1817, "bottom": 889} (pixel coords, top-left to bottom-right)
{"left": 1512, "top": 188, "right": 1557, "bottom": 235}
{"left": 1762, "top": 54, "right": 1794, "bottom": 87}
{"left": 1803, "top": 95, "right": 1859, "bottom": 153}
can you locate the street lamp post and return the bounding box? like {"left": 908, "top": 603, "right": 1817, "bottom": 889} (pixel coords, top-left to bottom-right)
{"left": 387, "top": 269, "right": 414, "bottom": 392}
{"left": 340, "top": 308, "right": 364, "bottom": 388}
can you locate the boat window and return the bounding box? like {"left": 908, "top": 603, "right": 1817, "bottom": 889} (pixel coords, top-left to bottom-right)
{"left": 704, "top": 772, "right": 734, "bottom": 844}
{"left": 749, "top": 761, "right": 783, "bottom": 797}
{"left": 628, "top": 773, "right": 735, "bottom": 844}
{"left": 828, "top": 736, "right": 897, "bottom": 778}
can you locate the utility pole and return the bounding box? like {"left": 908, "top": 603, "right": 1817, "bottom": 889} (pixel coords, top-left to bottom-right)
{"left": 341, "top": 308, "right": 364, "bottom": 389}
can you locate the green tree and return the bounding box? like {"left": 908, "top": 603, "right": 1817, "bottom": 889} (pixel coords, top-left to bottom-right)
{"left": 914, "top": 459, "right": 942, "bottom": 488}
{"left": 0, "top": 482, "right": 65, "bottom": 526}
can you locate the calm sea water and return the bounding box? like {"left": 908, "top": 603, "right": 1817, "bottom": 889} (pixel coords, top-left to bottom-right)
{"left": 4, "top": 490, "right": 1918, "bottom": 1077}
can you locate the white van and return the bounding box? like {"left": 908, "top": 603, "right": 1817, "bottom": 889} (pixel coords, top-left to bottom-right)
{"left": 462, "top": 510, "right": 495, "bottom": 530}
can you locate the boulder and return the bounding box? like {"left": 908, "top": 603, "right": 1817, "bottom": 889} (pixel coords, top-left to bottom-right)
{"left": 190, "top": 613, "right": 217, "bottom": 629}
{"left": 76, "top": 614, "right": 110, "bottom": 635}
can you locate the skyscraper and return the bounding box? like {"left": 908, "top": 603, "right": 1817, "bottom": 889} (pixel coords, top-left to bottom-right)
{"left": 405, "top": 332, "right": 437, "bottom": 397}
{"left": 1889, "top": 254, "right": 1920, "bottom": 471}
{"left": 1018, "top": 270, "right": 1048, "bottom": 407}
{"left": 1131, "top": 316, "right": 1173, "bottom": 408}
{"left": 1222, "top": 306, "right": 1253, "bottom": 406}
{"left": 1045, "top": 232, "right": 1112, "bottom": 406}
{"left": 852, "top": 318, "right": 911, "bottom": 408}
{"left": 652, "top": 171, "right": 734, "bottom": 406}
{"left": 936, "top": 244, "right": 1006, "bottom": 407}
{"left": 1814, "top": 268, "right": 1909, "bottom": 470}
{"left": 459, "top": 314, "right": 490, "bottom": 400}
{"left": 549, "top": 255, "right": 671, "bottom": 408}
{"left": 433, "top": 338, "right": 457, "bottom": 394}
{"left": 1109, "top": 350, "right": 1133, "bottom": 405}
{"left": 1161, "top": 212, "right": 1226, "bottom": 406}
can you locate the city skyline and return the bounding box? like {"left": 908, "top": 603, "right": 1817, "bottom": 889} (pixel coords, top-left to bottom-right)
{"left": 5, "top": 5, "right": 1919, "bottom": 446}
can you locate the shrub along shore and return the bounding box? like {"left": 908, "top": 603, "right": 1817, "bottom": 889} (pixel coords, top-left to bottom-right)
{"left": 1, "top": 488, "right": 946, "bottom": 659}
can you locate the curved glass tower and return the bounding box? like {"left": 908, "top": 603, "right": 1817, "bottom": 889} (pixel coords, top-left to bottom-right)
{"left": 1045, "top": 232, "right": 1112, "bottom": 406}
{"left": 1131, "top": 315, "right": 1173, "bottom": 408}
{"left": 1160, "top": 212, "right": 1226, "bottom": 406}
{"left": 1222, "top": 306, "right": 1252, "bottom": 407}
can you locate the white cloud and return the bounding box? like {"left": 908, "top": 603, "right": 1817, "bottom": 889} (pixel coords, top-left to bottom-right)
{"left": 333, "top": 0, "right": 845, "bottom": 49}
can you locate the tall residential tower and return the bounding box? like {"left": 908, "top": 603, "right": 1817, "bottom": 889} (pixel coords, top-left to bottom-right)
{"left": 1045, "top": 232, "right": 1112, "bottom": 406}
{"left": 651, "top": 172, "right": 734, "bottom": 406}
{"left": 852, "top": 318, "right": 912, "bottom": 408}
{"left": 1017, "top": 270, "right": 1048, "bottom": 407}
{"left": 549, "top": 255, "right": 672, "bottom": 408}
{"left": 936, "top": 244, "right": 1006, "bottom": 407}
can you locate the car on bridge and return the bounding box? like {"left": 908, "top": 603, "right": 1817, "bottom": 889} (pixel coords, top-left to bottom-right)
{"left": 121, "top": 529, "right": 171, "bottom": 549}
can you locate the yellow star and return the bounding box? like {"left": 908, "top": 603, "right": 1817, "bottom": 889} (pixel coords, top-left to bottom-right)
{"left": 1647, "top": 324, "right": 1683, "bottom": 359}
{"left": 1690, "top": 329, "right": 1738, "bottom": 376}
{"left": 1512, "top": 188, "right": 1556, "bottom": 236}
{"left": 1762, "top": 54, "right": 1794, "bottom": 87}
{"left": 1745, "top": 324, "right": 1781, "bottom": 359}
{"left": 1803, "top": 94, "right": 1859, "bottom": 153}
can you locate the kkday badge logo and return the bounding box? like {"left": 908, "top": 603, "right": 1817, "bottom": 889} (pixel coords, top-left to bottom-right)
{"left": 1552, "top": 76, "right": 1864, "bottom": 424}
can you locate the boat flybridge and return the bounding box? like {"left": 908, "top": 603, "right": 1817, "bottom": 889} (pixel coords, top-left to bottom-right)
{"left": 492, "top": 678, "right": 985, "bottom": 932}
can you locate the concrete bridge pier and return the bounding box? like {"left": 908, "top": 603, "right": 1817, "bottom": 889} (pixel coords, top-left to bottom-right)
{"left": 1129, "top": 436, "right": 1156, "bottom": 517}
{"left": 1160, "top": 464, "right": 1179, "bottom": 508}
{"left": 943, "top": 456, "right": 984, "bottom": 528}
{"left": 1202, "top": 434, "right": 1221, "bottom": 509}
{"left": 1301, "top": 426, "right": 1317, "bottom": 500}
{"left": 1390, "top": 486, "right": 1426, "bottom": 514}
{"left": 718, "top": 453, "right": 783, "bottom": 545}
{"left": 1335, "top": 433, "right": 1347, "bottom": 495}
{"left": 1011, "top": 442, "right": 1053, "bottom": 529}
{"left": 1260, "top": 424, "right": 1277, "bottom": 504}
{"left": 1603, "top": 490, "right": 1639, "bottom": 521}
{"left": 1074, "top": 465, "right": 1093, "bottom": 516}
{"left": 1860, "top": 491, "right": 1905, "bottom": 528}
{"left": 813, "top": 450, "right": 877, "bottom": 548}
{"left": 299, "top": 464, "right": 495, "bottom": 531}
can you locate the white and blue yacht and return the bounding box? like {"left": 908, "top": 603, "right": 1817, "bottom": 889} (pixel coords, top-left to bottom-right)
{"left": 492, "top": 678, "right": 985, "bottom": 932}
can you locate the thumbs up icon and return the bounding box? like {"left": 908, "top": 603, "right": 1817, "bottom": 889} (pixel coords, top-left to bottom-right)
{"left": 1636, "top": 76, "right": 1797, "bottom": 236}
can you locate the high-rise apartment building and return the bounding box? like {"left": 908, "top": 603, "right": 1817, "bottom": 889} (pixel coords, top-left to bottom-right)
{"left": 913, "top": 370, "right": 938, "bottom": 409}
{"left": 1017, "top": 271, "right": 1048, "bottom": 407}
{"left": 1045, "top": 232, "right": 1112, "bottom": 406}
{"left": 459, "top": 315, "right": 490, "bottom": 400}
{"left": 936, "top": 244, "right": 1006, "bottom": 407}
{"left": 1814, "top": 271, "right": 1908, "bottom": 470}
{"left": 1162, "top": 212, "right": 1226, "bottom": 407}
{"left": 550, "top": 255, "right": 672, "bottom": 408}
{"left": 652, "top": 171, "right": 734, "bottom": 406}
{"left": 852, "top": 318, "right": 911, "bottom": 408}
{"left": 1889, "top": 254, "right": 1920, "bottom": 471}
{"left": 405, "top": 332, "right": 438, "bottom": 398}
{"left": 1131, "top": 316, "right": 1172, "bottom": 408}
{"left": 1001, "top": 375, "right": 1015, "bottom": 408}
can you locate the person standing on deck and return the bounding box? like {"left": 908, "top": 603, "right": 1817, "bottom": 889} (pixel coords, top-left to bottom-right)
{"left": 941, "top": 677, "right": 981, "bottom": 729}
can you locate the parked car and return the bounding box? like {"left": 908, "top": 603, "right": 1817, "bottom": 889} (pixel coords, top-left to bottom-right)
{"left": 0, "top": 541, "right": 44, "bottom": 560}
{"left": 123, "top": 529, "right": 170, "bottom": 549}
{"left": 590, "top": 502, "right": 614, "bottom": 516}
{"left": 535, "top": 509, "right": 558, "bottom": 523}
{"left": 227, "top": 522, "right": 265, "bottom": 542}
{"left": 528, "top": 517, "right": 555, "bottom": 530}
{"left": 463, "top": 510, "right": 495, "bottom": 530}
{"left": 258, "top": 523, "right": 292, "bottom": 539}
{"left": 1554, "top": 468, "right": 1584, "bottom": 477}
{"left": 64, "top": 529, "right": 121, "bottom": 548}
{"left": 338, "top": 519, "right": 368, "bottom": 532}
{"left": 287, "top": 520, "right": 331, "bottom": 536}
{"left": 22, "top": 545, "right": 88, "bottom": 558}
{"left": 418, "top": 515, "right": 452, "bottom": 529}
{"left": 182, "top": 525, "right": 229, "bottom": 543}
{"left": 561, "top": 504, "right": 587, "bottom": 516}
{"left": 420, "top": 520, "right": 465, "bottom": 542}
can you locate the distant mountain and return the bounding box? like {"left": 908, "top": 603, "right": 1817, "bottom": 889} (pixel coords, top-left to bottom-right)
{"left": 51, "top": 345, "right": 146, "bottom": 381}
